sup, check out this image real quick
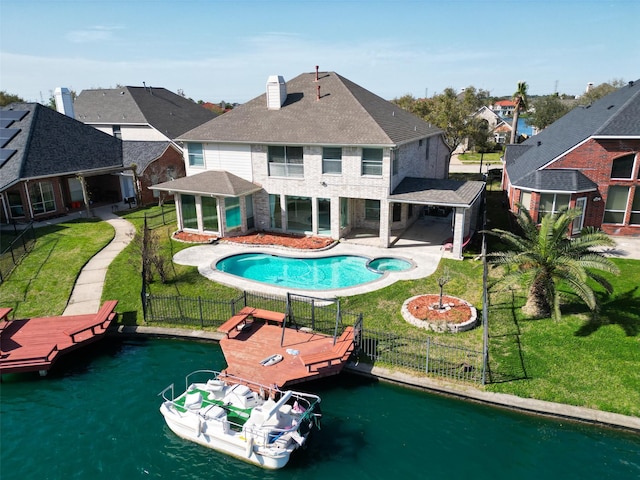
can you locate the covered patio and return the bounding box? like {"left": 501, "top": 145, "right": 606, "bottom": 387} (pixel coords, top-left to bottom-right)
{"left": 384, "top": 177, "right": 485, "bottom": 259}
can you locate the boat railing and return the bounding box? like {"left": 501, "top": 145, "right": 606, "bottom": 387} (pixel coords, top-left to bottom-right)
{"left": 158, "top": 383, "right": 176, "bottom": 402}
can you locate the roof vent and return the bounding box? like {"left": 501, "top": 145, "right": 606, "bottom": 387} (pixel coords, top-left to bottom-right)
{"left": 629, "top": 81, "right": 635, "bottom": 87}
{"left": 266, "top": 75, "right": 287, "bottom": 110}
{"left": 537, "top": 141, "right": 542, "bottom": 146}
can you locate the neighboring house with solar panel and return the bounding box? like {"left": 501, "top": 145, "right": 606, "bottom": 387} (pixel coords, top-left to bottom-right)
{"left": 152, "top": 69, "right": 485, "bottom": 258}
{"left": 0, "top": 103, "right": 123, "bottom": 223}
{"left": 72, "top": 86, "right": 216, "bottom": 206}
{"left": 502, "top": 79, "right": 640, "bottom": 236}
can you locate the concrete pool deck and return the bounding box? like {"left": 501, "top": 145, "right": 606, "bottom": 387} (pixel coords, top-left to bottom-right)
{"left": 172, "top": 219, "right": 452, "bottom": 297}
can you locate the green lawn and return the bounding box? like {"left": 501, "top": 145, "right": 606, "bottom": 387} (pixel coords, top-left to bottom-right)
{"left": 0, "top": 219, "right": 113, "bottom": 318}
{"left": 458, "top": 152, "right": 503, "bottom": 163}
{"left": 485, "top": 258, "right": 640, "bottom": 416}
{"left": 2, "top": 204, "right": 638, "bottom": 418}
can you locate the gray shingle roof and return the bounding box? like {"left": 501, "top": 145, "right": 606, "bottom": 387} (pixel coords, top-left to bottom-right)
{"left": 152, "top": 170, "right": 261, "bottom": 197}
{"left": 179, "top": 71, "right": 442, "bottom": 146}
{"left": 516, "top": 169, "right": 598, "bottom": 192}
{"left": 74, "top": 86, "right": 217, "bottom": 139}
{"left": 1, "top": 103, "right": 122, "bottom": 191}
{"left": 505, "top": 79, "right": 640, "bottom": 187}
{"left": 122, "top": 141, "right": 174, "bottom": 173}
{"left": 390, "top": 177, "right": 485, "bottom": 207}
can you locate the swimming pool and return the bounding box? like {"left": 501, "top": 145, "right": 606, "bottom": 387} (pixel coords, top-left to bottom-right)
{"left": 215, "top": 253, "right": 412, "bottom": 290}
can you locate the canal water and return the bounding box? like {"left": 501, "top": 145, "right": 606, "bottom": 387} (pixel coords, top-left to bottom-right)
{"left": 1, "top": 338, "right": 638, "bottom": 479}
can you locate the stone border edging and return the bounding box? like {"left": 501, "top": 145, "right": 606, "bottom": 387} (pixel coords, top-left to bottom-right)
{"left": 401, "top": 294, "right": 477, "bottom": 332}
{"left": 110, "top": 325, "right": 640, "bottom": 433}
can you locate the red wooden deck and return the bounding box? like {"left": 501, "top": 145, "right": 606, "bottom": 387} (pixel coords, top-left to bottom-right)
{"left": 219, "top": 309, "right": 355, "bottom": 389}
{"left": 0, "top": 301, "right": 118, "bottom": 376}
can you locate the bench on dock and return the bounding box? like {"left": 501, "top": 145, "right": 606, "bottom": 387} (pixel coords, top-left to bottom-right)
{"left": 63, "top": 300, "right": 118, "bottom": 343}
{"left": 301, "top": 326, "right": 355, "bottom": 372}
{"left": 217, "top": 312, "right": 251, "bottom": 336}
{"left": 251, "top": 308, "right": 286, "bottom": 325}
{"left": 218, "top": 307, "right": 287, "bottom": 337}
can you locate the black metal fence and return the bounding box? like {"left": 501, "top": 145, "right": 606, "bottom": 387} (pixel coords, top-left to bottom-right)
{"left": 144, "top": 290, "right": 485, "bottom": 385}
{"left": 358, "top": 328, "right": 484, "bottom": 383}
{"left": 144, "top": 203, "right": 177, "bottom": 229}
{"left": 0, "top": 223, "right": 36, "bottom": 284}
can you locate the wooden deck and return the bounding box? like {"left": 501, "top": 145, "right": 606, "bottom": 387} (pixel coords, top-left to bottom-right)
{"left": 0, "top": 300, "right": 118, "bottom": 376}
{"left": 219, "top": 309, "right": 356, "bottom": 389}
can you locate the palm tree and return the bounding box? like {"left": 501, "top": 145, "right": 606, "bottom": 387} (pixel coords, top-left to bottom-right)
{"left": 509, "top": 81, "right": 528, "bottom": 144}
{"left": 486, "top": 205, "right": 619, "bottom": 321}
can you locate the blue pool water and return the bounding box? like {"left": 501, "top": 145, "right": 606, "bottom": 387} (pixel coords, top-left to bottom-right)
{"left": 366, "top": 257, "right": 412, "bottom": 273}
{"left": 216, "top": 253, "right": 384, "bottom": 290}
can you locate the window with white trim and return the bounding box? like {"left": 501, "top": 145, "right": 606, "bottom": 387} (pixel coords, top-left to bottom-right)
{"left": 322, "top": 147, "right": 342, "bottom": 174}
{"left": 188, "top": 143, "right": 204, "bottom": 167}
{"left": 268, "top": 146, "right": 304, "bottom": 177}
{"left": 603, "top": 186, "right": 630, "bottom": 224}
{"left": 630, "top": 188, "right": 640, "bottom": 225}
{"left": 610, "top": 154, "right": 635, "bottom": 179}
{"left": 539, "top": 193, "right": 569, "bottom": 217}
{"left": 361, "top": 148, "right": 383, "bottom": 176}
{"left": 29, "top": 181, "right": 56, "bottom": 214}
{"left": 519, "top": 191, "right": 532, "bottom": 212}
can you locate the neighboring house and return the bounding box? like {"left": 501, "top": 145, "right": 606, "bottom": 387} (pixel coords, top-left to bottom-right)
{"left": 459, "top": 106, "right": 512, "bottom": 152}
{"left": 152, "top": 70, "right": 485, "bottom": 259}
{"left": 0, "top": 103, "right": 123, "bottom": 223}
{"left": 122, "top": 141, "right": 184, "bottom": 206}
{"left": 72, "top": 86, "right": 217, "bottom": 205}
{"left": 73, "top": 86, "right": 217, "bottom": 142}
{"left": 502, "top": 79, "right": 640, "bottom": 237}
{"left": 492, "top": 99, "right": 516, "bottom": 117}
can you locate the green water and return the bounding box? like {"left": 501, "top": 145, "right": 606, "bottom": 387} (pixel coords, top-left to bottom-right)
{"left": 1, "top": 338, "right": 638, "bottom": 479}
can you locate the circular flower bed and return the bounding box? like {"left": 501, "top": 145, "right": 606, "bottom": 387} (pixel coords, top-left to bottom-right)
{"left": 401, "top": 294, "right": 477, "bottom": 333}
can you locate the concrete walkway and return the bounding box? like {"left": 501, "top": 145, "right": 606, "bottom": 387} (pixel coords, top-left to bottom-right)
{"left": 63, "top": 206, "right": 135, "bottom": 315}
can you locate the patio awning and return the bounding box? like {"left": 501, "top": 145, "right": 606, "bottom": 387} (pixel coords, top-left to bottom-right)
{"left": 151, "top": 170, "right": 262, "bottom": 197}
{"left": 389, "top": 177, "right": 485, "bottom": 207}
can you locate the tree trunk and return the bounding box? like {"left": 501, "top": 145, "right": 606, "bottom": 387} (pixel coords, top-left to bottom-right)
{"left": 522, "top": 278, "right": 551, "bottom": 319}
{"left": 510, "top": 108, "right": 520, "bottom": 144}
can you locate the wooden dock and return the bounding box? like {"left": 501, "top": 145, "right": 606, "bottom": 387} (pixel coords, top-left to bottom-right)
{"left": 0, "top": 300, "right": 118, "bottom": 376}
{"left": 218, "top": 307, "right": 356, "bottom": 389}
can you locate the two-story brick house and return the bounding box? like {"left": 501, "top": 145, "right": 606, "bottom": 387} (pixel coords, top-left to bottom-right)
{"left": 72, "top": 86, "right": 216, "bottom": 205}
{"left": 502, "top": 79, "right": 640, "bottom": 236}
{"left": 152, "top": 70, "right": 485, "bottom": 258}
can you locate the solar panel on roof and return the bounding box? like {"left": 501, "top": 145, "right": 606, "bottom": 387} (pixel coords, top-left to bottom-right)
{"left": 0, "top": 110, "right": 28, "bottom": 122}
{"left": 0, "top": 128, "right": 20, "bottom": 148}
{"left": 1, "top": 119, "right": 14, "bottom": 128}
{"left": 0, "top": 148, "right": 17, "bottom": 166}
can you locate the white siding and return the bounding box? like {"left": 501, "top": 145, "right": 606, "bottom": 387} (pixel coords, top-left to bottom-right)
{"left": 185, "top": 143, "right": 253, "bottom": 180}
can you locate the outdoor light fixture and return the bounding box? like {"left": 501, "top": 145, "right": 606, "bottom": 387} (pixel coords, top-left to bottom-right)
{"left": 593, "top": 196, "right": 602, "bottom": 202}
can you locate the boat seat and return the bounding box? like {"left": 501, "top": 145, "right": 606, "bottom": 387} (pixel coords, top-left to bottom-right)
{"left": 184, "top": 391, "right": 202, "bottom": 410}
{"left": 202, "top": 405, "right": 226, "bottom": 420}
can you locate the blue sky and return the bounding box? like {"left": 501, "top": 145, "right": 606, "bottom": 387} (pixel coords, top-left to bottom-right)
{"left": 1, "top": 0, "right": 638, "bottom": 104}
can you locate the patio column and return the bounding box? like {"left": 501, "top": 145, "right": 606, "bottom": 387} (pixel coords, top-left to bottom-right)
{"left": 452, "top": 207, "right": 466, "bottom": 260}
{"left": 79, "top": 175, "right": 91, "bottom": 218}
{"left": 379, "top": 201, "right": 391, "bottom": 247}
{"left": 175, "top": 194, "right": 184, "bottom": 230}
